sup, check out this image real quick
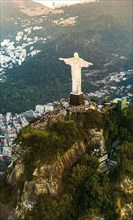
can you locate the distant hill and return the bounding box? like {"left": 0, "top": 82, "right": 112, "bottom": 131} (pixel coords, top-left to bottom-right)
{"left": 0, "top": 0, "right": 25, "bottom": 38}
{"left": 11, "top": 0, "right": 50, "bottom": 16}
{"left": 0, "top": 0, "right": 132, "bottom": 113}
{"left": 0, "top": 0, "right": 46, "bottom": 38}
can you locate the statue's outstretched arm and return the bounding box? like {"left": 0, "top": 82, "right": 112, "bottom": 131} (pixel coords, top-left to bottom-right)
{"left": 88, "top": 62, "right": 93, "bottom": 66}
{"left": 59, "top": 58, "right": 70, "bottom": 61}
{"left": 59, "top": 58, "right": 72, "bottom": 65}
{"left": 81, "top": 59, "right": 93, "bottom": 68}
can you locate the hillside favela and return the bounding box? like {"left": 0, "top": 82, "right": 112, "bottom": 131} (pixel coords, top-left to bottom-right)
{"left": 0, "top": 0, "right": 133, "bottom": 220}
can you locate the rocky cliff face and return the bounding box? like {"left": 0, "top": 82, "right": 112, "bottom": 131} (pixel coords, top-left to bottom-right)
{"left": 120, "top": 177, "right": 133, "bottom": 220}
{"left": 1, "top": 107, "right": 133, "bottom": 220}
{"left": 0, "top": 109, "right": 106, "bottom": 219}
{"left": 5, "top": 127, "right": 105, "bottom": 219}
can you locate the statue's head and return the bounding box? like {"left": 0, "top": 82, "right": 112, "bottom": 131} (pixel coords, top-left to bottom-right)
{"left": 74, "top": 52, "right": 79, "bottom": 59}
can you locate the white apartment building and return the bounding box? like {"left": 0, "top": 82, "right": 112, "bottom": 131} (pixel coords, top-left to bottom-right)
{"left": 35, "top": 105, "right": 45, "bottom": 114}
{"left": 6, "top": 112, "right": 12, "bottom": 123}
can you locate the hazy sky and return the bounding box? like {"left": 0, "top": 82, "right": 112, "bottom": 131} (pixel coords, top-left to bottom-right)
{"left": 33, "top": 0, "right": 81, "bottom": 8}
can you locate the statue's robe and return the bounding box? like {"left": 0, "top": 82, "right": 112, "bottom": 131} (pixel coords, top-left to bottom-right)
{"left": 63, "top": 58, "right": 89, "bottom": 94}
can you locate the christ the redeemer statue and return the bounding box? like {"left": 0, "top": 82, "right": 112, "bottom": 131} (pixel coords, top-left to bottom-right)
{"left": 59, "top": 52, "right": 93, "bottom": 95}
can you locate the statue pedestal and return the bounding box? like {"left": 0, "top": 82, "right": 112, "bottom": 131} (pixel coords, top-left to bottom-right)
{"left": 70, "top": 93, "right": 84, "bottom": 106}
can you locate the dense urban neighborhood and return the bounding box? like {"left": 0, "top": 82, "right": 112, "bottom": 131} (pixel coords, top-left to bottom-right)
{"left": 0, "top": 27, "right": 47, "bottom": 83}
{"left": 0, "top": 101, "right": 55, "bottom": 161}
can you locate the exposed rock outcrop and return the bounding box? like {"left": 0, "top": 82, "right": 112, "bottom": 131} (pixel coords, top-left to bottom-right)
{"left": 4, "top": 126, "right": 105, "bottom": 220}
{"left": 120, "top": 177, "right": 133, "bottom": 220}
{"left": 121, "top": 177, "right": 133, "bottom": 193}
{"left": 8, "top": 163, "right": 24, "bottom": 186}
{"left": 121, "top": 203, "right": 133, "bottom": 220}
{"left": 0, "top": 108, "right": 114, "bottom": 220}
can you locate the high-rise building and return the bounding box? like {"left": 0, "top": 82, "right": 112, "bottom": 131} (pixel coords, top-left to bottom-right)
{"left": 117, "top": 97, "right": 127, "bottom": 112}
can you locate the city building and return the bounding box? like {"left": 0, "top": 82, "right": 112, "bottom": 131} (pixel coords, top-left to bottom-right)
{"left": 6, "top": 112, "right": 12, "bottom": 123}
{"left": 35, "top": 105, "right": 45, "bottom": 114}
{"left": 44, "top": 104, "right": 54, "bottom": 112}
{"left": 23, "top": 110, "right": 36, "bottom": 122}
{"left": 110, "top": 97, "right": 127, "bottom": 112}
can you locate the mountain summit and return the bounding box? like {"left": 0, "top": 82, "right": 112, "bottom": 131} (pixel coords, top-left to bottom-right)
{"left": 0, "top": 104, "right": 133, "bottom": 219}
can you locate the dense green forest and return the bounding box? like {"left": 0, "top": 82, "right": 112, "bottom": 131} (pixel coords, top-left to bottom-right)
{"left": 0, "top": 106, "right": 133, "bottom": 219}
{"left": 24, "top": 106, "right": 133, "bottom": 220}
